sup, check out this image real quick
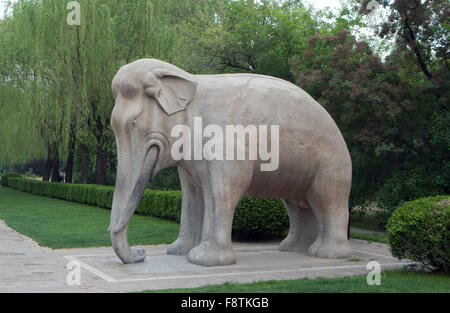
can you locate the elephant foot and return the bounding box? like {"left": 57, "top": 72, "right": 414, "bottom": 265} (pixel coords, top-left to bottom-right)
{"left": 307, "top": 236, "right": 351, "bottom": 259}
{"left": 187, "top": 243, "right": 236, "bottom": 266}
{"left": 279, "top": 238, "right": 308, "bottom": 253}
{"left": 167, "top": 238, "right": 198, "bottom": 255}
{"left": 131, "top": 248, "right": 147, "bottom": 263}
{"left": 279, "top": 233, "right": 315, "bottom": 253}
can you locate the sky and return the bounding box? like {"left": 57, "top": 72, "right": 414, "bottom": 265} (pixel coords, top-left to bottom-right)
{"left": 304, "top": 0, "right": 342, "bottom": 10}
{"left": 0, "top": 0, "right": 10, "bottom": 18}
{"left": 0, "top": 0, "right": 8, "bottom": 14}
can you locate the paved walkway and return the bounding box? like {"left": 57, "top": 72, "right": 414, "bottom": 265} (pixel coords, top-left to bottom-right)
{"left": 0, "top": 219, "right": 409, "bottom": 293}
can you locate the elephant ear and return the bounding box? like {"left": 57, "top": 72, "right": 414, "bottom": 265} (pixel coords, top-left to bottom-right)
{"left": 150, "top": 69, "right": 198, "bottom": 115}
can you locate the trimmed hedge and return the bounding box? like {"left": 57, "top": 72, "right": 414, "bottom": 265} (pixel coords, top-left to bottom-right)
{"left": 387, "top": 195, "right": 450, "bottom": 272}
{"left": 0, "top": 173, "right": 21, "bottom": 187}
{"left": 233, "top": 198, "right": 289, "bottom": 238}
{"left": 6, "top": 177, "right": 289, "bottom": 238}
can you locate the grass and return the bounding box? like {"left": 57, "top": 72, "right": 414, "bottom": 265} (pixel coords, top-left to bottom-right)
{"left": 349, "top": 232, "right": 387, "bottom": 243}
{"left": 0, "top": 187, "right": 179, "bottom": 249}
{"left": 145, "top": 269, "right": 450, "bottom": 293}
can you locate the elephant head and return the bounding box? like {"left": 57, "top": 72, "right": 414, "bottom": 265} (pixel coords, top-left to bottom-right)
{"left": 108, "top": 60, "right": 198, "bottom": 264}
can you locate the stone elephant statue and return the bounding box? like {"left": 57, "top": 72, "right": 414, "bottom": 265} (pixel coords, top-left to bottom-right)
{"left": 109, "top": 58, "right": 352, "bottom": 266}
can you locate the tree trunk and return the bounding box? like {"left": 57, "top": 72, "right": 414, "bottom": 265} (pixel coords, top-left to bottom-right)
{"left": 405, "top": 18, "right": 433, "bottom": 80}
{"left": 65, "top": 133, "right": 76, "bottom": 183}
{"left": 81, "top": 144, "right": 89, "bottom": 184}
{"left": 43, "top": 146, "right": 53, "bottom": 182}
{"left": 94, "top": 144, "right": 107, "bottom": 185}
{"left": 50, "top": 154, "right": 60, "bottom": 182}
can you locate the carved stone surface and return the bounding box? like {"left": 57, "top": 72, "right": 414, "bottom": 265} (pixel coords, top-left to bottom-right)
{"left": 109, "top": 59, "right": 352, "bottom": 266}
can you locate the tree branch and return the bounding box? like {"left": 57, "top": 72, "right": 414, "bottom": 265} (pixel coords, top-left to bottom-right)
{"left": 404, "top": 17, "right": 433, "bottom": 80}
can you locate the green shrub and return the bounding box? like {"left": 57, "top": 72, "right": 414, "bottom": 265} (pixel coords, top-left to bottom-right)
{"left": 6, "top": 177, "right": 290, "bottom": 239}
{"left": 136, "top": 190, "right": 155, "bottom": 215}
{"left": 147, "top": 167, "right": 181, "bottom": 191}
{"left": 164, "top": 191, "right": 183, "bottom": 222}
{"left": 233, "top": 198, "right": 289, "bottom": 239}
{"left": 0, "top": 173, "right": 21, "bottom": 187}
{"left": 387, "top": 195, "right": 450, "bottom": 272}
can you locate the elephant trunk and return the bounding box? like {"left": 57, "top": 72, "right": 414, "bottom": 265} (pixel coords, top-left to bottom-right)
{"left": 109, "top": 145, "right": 160, "bottom": 264}
{"left": 110, "top": 225, "right": 146, "bottom": 264}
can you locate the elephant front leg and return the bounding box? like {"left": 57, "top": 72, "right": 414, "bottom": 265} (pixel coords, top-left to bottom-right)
{"left": 187, "top": 163, "right": 251, "bottom": 266}
{"left": 167, "top": 167, "right": 204, "bottom": 255}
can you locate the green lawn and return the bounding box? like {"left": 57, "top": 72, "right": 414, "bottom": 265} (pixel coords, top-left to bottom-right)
{"left": 349, "top": 232, "right": 387, "bottom": 243}
{"left": 0, "top": 187, "right": 179, "bottom": 248}
{"left": 146, "top": 269, "right": 450, "bottom": 293}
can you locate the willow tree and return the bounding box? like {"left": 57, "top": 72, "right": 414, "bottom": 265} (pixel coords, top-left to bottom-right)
{"left": 0, "top": 0, "right": 179, "bottom": 184}
{"left": 0, "top": 0, "right": 68, "bottom": 180}
{"left": 71, "top": 0, "right": 178, "bottom": 184}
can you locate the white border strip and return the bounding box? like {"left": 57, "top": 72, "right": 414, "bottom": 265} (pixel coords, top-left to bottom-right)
{"left": 118, "top": 262, "right": 409, "bottom": 282}
{"left": 64, "top": 255, "right": 118, "bottom": 283}
{"left": 65, "top": 248, "right": 395, "bottom": 260}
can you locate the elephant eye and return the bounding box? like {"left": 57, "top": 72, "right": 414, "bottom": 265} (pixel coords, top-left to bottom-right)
{"left": 131, "top": 119, "right": 137, "bottom": 128}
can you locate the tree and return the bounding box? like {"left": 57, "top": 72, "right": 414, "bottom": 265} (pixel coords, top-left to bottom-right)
{"left": 357, "top": 0, "right": 449, "bottom": 80}
{"left": 290, "top": 23, "right": 449, "bottom": 207}
{"left": 173, "top": 0, "right": 321, "bottom": 81}
{"left": 0, "top": 0, "right": 179, "bottom": 184}
{"left": 290, "top": 31, "right": 393, "bottom": 197}
{"left": 0, "top": 0, "right": 72, "bottom": 181}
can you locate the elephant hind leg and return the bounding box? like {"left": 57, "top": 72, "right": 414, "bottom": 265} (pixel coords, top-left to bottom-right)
{"left": 306, "top": 166, "right": 352, "bottom": 259}
{"left": 279, "top": 199, "right": 318, "bottom": 253}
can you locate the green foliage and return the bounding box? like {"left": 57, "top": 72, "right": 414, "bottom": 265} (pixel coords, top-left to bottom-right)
{"left": 0, "top": 172, "right": 21, "bottom": 187}
{"left": 376, "top": 166, "right": 447, "bottom": 223}
{"left": 291, "top": 30, "right": 398, "bottom": 204}
{"left": 7, "top": 177, "right": 115, "bottom": 210}
{"left": 148, "top": 167, "right": 181, "bottom": 191}
{"left": 387, "top": 196, "right": 450, "bottom": 272}
{"left": 233, "top": 198, "right": 289, "bottom": 239}
{"left": 290, "top": 20, "right": 449, "bottom": 211}
{"left": 174, "top": 0, "right": 320, "bottom": 81}
{"left": 7, "top": 177, "right": 290, "bottom": 238}
{"left": 0, "top": 0, "right": 179, "bottom": 183}
{"left": 359, "top": 0, "right": 449, "bottom": 80}
{"left": 375, "top": 108, "right": 450, "bottom": 219}
{"left": 350, "top": 214, "right": 385, "bottom": 231}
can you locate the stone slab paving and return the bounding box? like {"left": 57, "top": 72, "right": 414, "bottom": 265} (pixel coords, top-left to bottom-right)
{"left": 0, "top": 219, "right": 410, "bottom": 293}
